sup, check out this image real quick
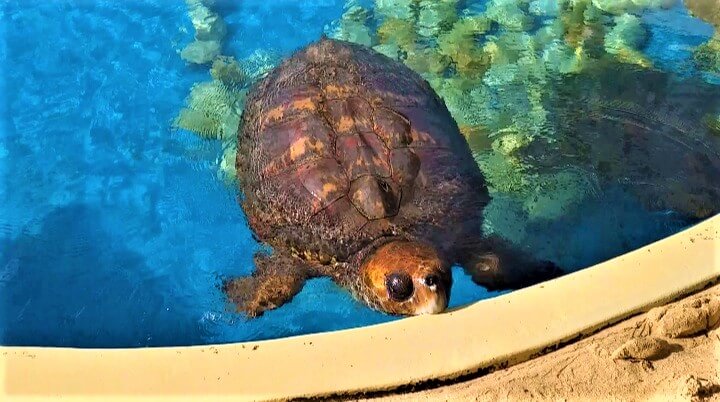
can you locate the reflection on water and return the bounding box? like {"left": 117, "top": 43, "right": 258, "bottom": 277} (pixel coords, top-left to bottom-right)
{"left": 557, "top": 66, "right": 720, "bottom": 221}
{"left": 1, "top": 0, "right": 719, "bottom": 347}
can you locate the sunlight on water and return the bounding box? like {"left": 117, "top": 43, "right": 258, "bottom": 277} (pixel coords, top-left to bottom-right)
{"left": 1, "top": 0, "right": 719, "bottom": 347}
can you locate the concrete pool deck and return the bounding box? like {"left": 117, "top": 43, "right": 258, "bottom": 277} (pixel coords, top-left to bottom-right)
{"left": 1, "top": 214, "right": 718, "bottom": 401}
{"left": 362, "top": 281, "right": 720, "bottom": 402}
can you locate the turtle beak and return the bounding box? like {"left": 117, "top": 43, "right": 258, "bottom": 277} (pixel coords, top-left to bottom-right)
{"left": 412, "top": 271, "right": 451, "bottom": 315}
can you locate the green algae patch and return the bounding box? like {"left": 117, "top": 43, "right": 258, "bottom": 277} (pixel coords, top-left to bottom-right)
{"left": 485, "top": 0, "right": 534, "bottom": 32}
{"left": 174, "top": 1, "right": 283, "bottom": 184}
{"left": 181, "top": 0, "right": 227, "bottom": 65}
{"left": 523, "top": 169, "right": 599, "bottom": 221}
{"left": 694, "top": 35, "right": 720, "bottom": 74}
{"left": 329, "top": 3, "right": 376, "bottom": 47}
{"left": 217, "top": 142, "right": 238, "bottom": 185}
{"left": 704, "top": 113, "right": 720, "bottom": 137}
{"left": 210, "top": 56, "right": 247, "bottom": 90}
{"left": 476, "top": 151, "right": 531, "bottom": 194}
{"left": 437, "top": 16, "right": 492, "bottom": 78}
{"left": 684, "top": 0, "right": 720, "bottom": 28}
{"left": 173, "top": 81, "right": 245, "bottom": 141}
{"left": 604, "top": 13, "right": 653, "bottom": 68}
{"left": 686, "top": 0, "right": 720, "bottom": 75}
{"left": 377, "top": 17, "right": 417, "bottom": 51}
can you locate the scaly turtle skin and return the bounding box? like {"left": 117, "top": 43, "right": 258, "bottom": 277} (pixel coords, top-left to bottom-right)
{"left": 224, "top": 38, "right": 561, "bottom": 317}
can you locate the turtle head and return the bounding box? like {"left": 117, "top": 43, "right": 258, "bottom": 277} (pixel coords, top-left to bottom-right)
{"left": 359, "top": 240, "right": 451, "bottom": 316}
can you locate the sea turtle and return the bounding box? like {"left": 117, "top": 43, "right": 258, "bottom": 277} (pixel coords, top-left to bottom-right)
{"left": 223, "top": 37, "right": 561, "bottom": 317}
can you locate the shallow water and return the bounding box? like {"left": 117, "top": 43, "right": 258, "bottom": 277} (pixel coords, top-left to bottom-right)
{"left": 1, "top": 0, "right": 718, "bottom": 347}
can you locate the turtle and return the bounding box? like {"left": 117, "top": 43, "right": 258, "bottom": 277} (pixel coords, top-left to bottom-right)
{"left": 223, "top": 37, "right": 562, "bottom": 317}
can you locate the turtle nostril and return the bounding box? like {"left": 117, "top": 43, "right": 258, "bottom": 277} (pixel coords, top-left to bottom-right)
{"left": 424, "top": 274, "right": 438, "bottom": 287}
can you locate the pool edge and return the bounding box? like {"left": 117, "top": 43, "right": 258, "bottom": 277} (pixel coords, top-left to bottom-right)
{"left": 1, "top": 214, "right": 718, "bottom": 402}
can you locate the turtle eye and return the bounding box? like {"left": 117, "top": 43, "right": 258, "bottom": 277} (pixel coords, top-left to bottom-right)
{"left": 379, "top": 180, "right": 390, "bottom": 193}
{"left": 424, "top": 274, "right": 438, "bottom": 287}
{"left": 385, "top": 272, "right": 414, "bottom": 301}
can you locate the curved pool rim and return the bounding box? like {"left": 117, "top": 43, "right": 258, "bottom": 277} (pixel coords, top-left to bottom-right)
{"left": 1, "top": 213, "right": 718, "bottom": 401}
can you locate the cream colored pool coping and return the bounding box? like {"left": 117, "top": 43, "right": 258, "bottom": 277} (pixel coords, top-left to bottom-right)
{"left": 1, "top": 214, "right": 718, "bottom": 402}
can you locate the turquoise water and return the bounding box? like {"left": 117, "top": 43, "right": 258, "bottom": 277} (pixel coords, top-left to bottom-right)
{"left": 0, "top": 0, "right": 718, "bottom": 347}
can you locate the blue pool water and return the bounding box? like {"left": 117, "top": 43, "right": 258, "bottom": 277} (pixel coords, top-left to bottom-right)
{"left": 1, "top": 0, "right": 718, "bottom": 347}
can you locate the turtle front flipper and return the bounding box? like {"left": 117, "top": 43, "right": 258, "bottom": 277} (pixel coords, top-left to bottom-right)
{"left": 223, "top": 252, "right": 311, "bottom": 318}
{"left": 460, "top": 236, "right": 564, "bottom": 291}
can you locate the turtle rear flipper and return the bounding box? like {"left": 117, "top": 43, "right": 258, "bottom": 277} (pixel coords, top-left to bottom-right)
{"left": 460, "top": 235, "right": 564, "bottom": 291}
{"left": 223, "top": 252, "right": 311, "bottom": 318}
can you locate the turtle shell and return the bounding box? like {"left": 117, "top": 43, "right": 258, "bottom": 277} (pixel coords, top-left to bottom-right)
{"left": 237, "top": 38, "right": 486, "bottom": 261}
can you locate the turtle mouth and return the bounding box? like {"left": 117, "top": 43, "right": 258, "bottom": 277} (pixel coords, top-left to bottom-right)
{"left": 415, "top": 270, "right": 452, "bottom": 315}
{"left": 412, "top": 292, "right": 448, "bottom": 315}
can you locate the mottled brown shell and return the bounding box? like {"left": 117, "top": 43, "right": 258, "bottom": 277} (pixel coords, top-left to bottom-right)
{"left": 237, "top": 38, "right": 487, "bottom": 262}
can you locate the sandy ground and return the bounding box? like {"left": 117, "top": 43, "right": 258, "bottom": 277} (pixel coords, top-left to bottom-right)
{"left": 357, "top": 283, "right": 720, "bottom": 402}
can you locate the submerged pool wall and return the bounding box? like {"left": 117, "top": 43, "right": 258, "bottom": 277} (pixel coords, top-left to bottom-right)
{"left": 1, "top": 213, "right": 717, "bottom": 401}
